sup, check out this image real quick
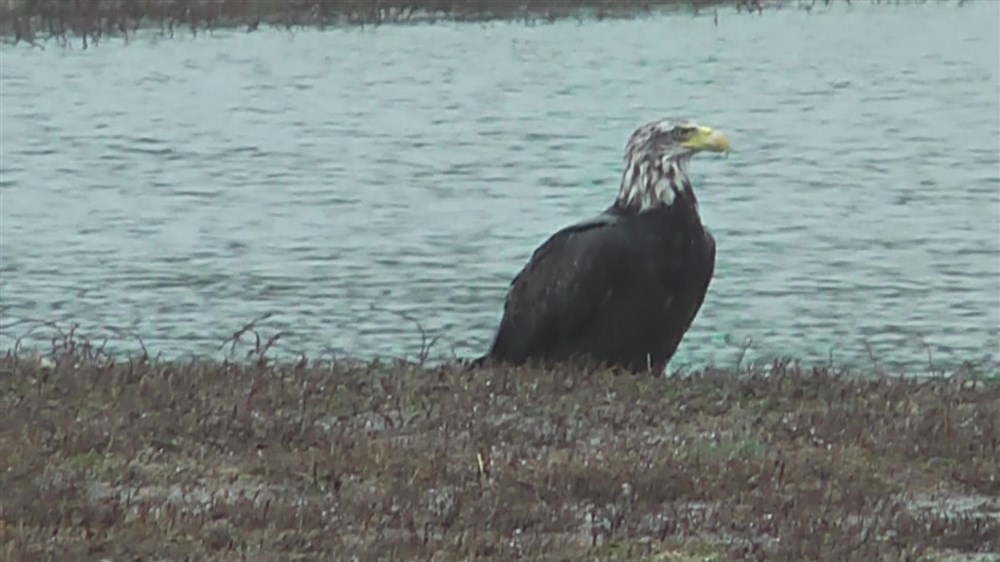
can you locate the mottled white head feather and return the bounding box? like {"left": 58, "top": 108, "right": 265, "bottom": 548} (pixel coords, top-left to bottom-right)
{"left": 614, "top": 117, "right": 730, "bottom": 213}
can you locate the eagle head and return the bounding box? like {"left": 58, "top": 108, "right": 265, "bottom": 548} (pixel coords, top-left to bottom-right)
{"left": 616, "top": 117, "right": 731, "bottom": 212}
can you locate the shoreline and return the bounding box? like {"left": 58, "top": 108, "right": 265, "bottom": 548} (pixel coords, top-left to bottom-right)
{"left": 0, "top": 0, "right": 737, "bottom": 43}
{"left": 0, "top": 315, "right": 995, "bottom": 380}
{"left": 0, "top": 0, "right": 974, "bottom": 47}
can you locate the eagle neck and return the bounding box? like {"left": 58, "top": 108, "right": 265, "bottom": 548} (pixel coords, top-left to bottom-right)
{"left": 613, "top": 155, "right": 696, "bottom": 214}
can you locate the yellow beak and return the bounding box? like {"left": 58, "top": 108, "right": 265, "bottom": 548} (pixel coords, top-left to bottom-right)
{"left": 681, "top": 126, "right": 731, "bottom": 154}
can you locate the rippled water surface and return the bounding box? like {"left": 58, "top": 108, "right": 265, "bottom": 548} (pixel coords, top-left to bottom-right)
{"left": 1, "top": 3, "right": 998, "bottom": 372}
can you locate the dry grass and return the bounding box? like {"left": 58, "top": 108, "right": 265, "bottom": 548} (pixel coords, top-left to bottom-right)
{"left": 0, "top": 327, "right": 997, "bottom": 561}
{"left": 0, "top": 0, "right": 732, "bottom": 47}
{"left": 0, "top": 0, "right": 972, "bottom": 48}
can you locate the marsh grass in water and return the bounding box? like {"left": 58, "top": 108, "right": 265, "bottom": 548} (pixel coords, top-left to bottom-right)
{"left": 2, "top": 0, "right": 733, "bottom": 47}
{"left": 0, "top": 0, "right": 971, "bottom": 48}
{"left": 0, "top": 325, "right": 998, "bottom": 561}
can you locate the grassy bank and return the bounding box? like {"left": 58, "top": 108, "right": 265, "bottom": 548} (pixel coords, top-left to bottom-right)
{"left": 1, "top": 335, "right": 998, "bottom": 562}
{"left": 0, "top": 0, "right": 738, "bottom": 46}
{"left": 0, "top": 0, "right": 971, "bottom": 47}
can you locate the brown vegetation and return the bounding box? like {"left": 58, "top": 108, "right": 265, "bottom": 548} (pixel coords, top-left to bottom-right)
{"left": 0, "top": 326, "right": 998, "bottom": 561}
{"left": 0, "top": 0, "right": 971, "bottom": 48}
{"left": 1, "top": 0, "right": 724, "bottom": 47}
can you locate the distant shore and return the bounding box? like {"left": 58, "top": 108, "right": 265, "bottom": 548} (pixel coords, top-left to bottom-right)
{"left": 0, "top": 0, "right": 973, "bottom": 47}
{"left": 1, "top": 331, "right": 997, "bottom": 560}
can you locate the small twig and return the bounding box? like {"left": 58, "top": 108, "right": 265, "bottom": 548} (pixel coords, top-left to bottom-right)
{"left": 862, "top": 339, "right": 885, "bottom": 376}
{"left": 99, "top": 324, "right": 149, "bottom": 362}
{"left": 369, "top": 303, "right": 439, "bottom": 366}
{"left": 914, "top": 335, "right": 938, "bottom": 375}
{"left": 725, "top": 334, "right": 754, "bottom": 372}
{"left": 219, "top": 312, "right": 274, "bottom": 357}
{"left": 254, "top": 333, "right": 285, "bottom": 366}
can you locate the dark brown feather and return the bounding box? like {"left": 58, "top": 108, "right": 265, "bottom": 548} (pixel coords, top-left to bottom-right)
{"left": 483, "top": 191, "right": 715, "bottom": 374}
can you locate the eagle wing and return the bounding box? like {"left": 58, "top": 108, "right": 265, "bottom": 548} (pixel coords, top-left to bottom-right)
{"left": 486, "top": 214, "right": 631, "bottom": 365}
{"left": 655, "top": 228, "right": 716, "bottom": 367}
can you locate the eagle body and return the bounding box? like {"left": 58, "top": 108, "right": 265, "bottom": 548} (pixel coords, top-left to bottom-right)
{"left": 487, "top": 195, "right": 716, "bottom": 373}
{"left": 479, "top": 117, "right": 730, "bottom": 375}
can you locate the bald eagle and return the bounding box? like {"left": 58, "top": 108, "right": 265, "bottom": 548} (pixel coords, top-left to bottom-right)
{"left": 479, "top": 117, "right": 731, "bottom": 374}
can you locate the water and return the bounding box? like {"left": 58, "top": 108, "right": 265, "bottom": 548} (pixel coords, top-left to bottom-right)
{"left": 1, "top": 3, "right": 998, "bottom": 373}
